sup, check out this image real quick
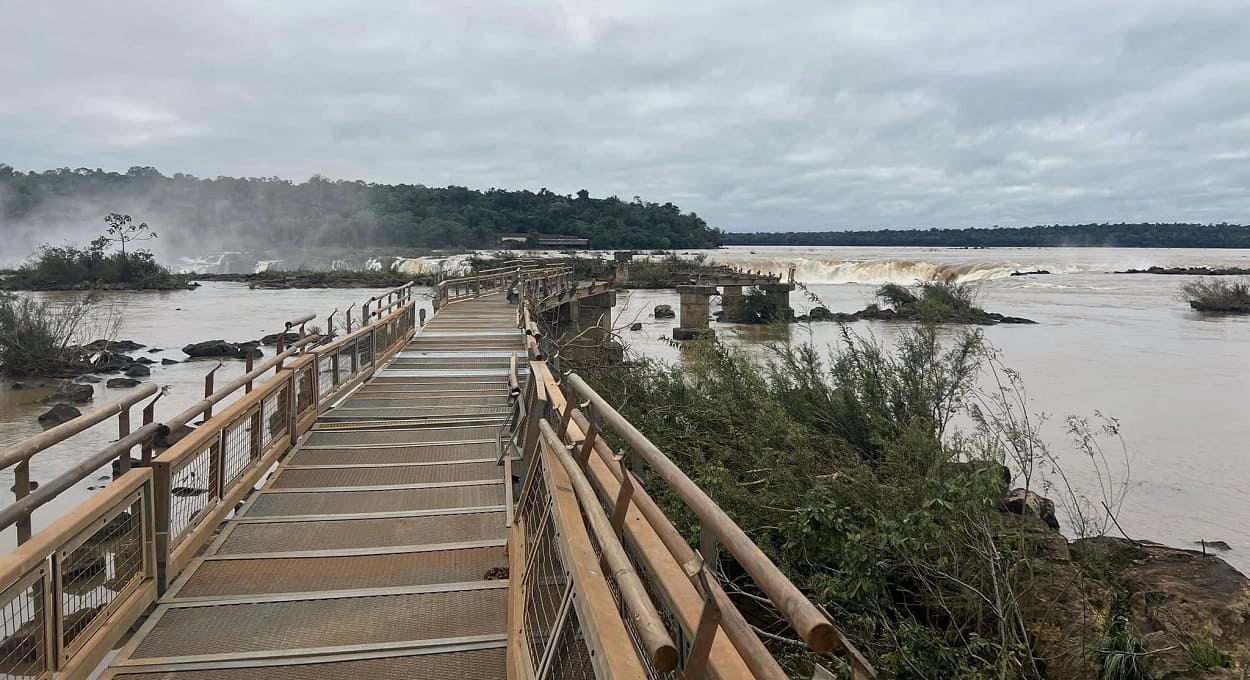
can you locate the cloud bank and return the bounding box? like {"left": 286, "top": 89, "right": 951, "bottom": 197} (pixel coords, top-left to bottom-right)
{"left": 1, "top": 0, "right": 1247, "bottom": 230}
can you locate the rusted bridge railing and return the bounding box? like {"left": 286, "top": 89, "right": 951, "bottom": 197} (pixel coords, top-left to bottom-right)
{"left": 0, "top": 281, "right": 418, "bottom": 680}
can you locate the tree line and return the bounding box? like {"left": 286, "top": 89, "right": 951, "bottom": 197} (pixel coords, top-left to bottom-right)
{"left": 723, "top": 223, "right": 1250, "bottom": 248}
{"left": 0, "top": 164, "right": 721, "bottom": 252}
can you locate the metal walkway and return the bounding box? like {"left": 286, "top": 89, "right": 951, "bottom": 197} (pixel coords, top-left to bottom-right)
{"left": 102, "top": 298, "right": 523, "bottom": 679}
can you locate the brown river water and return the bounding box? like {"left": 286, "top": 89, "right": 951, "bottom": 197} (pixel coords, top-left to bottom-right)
{"left": 1, "top": 247, "right": 1247, "bottom": 573}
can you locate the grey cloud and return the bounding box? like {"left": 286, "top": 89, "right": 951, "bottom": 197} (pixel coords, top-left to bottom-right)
{"left": 1, "top": 0, "right": 1247, "bottom": 231}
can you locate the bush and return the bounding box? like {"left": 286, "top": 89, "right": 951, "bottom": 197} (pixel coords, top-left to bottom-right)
{"left": 0, "top": 293, "right": 97, "bottom": 376}
{"left": 1180, "top": 277, "right": 1250, "bottom": 312}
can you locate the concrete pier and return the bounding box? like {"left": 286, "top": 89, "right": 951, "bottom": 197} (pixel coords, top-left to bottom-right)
{"left": 759, "top": 282, "right": 795, "bottom": 321}
{"left": 720, "top": 285, "right": 744, "bottom": 322}
{"left": 674, "top": 284, "right": 716, "bottom": 340}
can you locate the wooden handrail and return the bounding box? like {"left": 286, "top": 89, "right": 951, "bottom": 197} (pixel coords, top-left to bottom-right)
{"left": 561, "top": 373, "right": 837, "bottom": 652}
{"left": 0, "top": 383, "right": 159, "bottom": 470}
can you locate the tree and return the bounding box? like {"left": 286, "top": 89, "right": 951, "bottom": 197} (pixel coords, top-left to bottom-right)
{"left": 102, "top": 213, "right": 157, "bottom": 261}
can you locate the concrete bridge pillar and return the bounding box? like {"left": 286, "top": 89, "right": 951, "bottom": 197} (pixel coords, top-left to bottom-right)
{"left": 576, "top": 291, "right": 615, "bottom": 344}
{"left": 759, "top": 282, "right": 796, "bottom": 321}
{"left": 614, "top": 251, "right": 633, "bottom": 283}
{"left": 720, "top": 285, "right": 744, "bottom": 322}
{"left": 674, "top": 284, "right": 716, "bottom": 340}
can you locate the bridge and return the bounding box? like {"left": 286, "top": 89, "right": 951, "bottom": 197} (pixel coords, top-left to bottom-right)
{"left": 0, "top": 266, "right": 874, "bottom": 679}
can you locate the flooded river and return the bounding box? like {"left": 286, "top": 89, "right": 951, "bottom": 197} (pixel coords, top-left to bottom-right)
{"left": 2, "top": 247, "right": 1247, "bottom": 573}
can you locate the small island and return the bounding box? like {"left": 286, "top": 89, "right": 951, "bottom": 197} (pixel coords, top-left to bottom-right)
{"left": 1181, "top": 278, "right": 1250, "bottom": 313}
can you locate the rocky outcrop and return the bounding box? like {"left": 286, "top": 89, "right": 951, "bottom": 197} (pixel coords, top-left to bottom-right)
{"left": 182, "top": 340, "right": 263, "bottom": 360}
{"left": 1117, "top": 266, "right": 1250, "bottom": 276}
{"left": 42, "top": 381, "right": 93, "bottom": 404}
{"left": 38, "top": 403, "right": 81, "bottom": 429}
{"left": 653, "top": 304, "right": 675, "bottom": 319}
{"left": 81, "top": 339, "right": 146, "bottom": 352}
{"left": 259, "top": 332, "right": 301, "bottom": 346}
{"left": 999, "top": 488, "right": 1061, "bottom": 530}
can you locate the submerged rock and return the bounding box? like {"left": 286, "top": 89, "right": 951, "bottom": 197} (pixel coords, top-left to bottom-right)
{"left": 106, "top": 377, "right": 142, "bottom": 389}
{"left": 42, "top": 381, "right": 93, "bottom": 404}
{"left": 182, "top": 340, "right": 263, "bottom": 360}
{"left": 630, "top": 322, "right": 643, "bottom": 331}
{"left": 76, "top": 375, "right": 101, "bottom": 384}
{"left": 38, "top": 403, "right": 81, "bottom": 429}
{"left": 161, "top": 358, "right": 179, "bottom": 365}
{"left": 81, "top": 339, "right": 146, "bottom": 352}
{"left": 124, "top": 364, "right": 150, "bottom": 377}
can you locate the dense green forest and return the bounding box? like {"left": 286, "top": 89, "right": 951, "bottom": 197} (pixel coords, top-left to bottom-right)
{"left": 724, "top": 223, "right": 1250, "bottom": 248}
{"left": 0, "top": 164, "right": 721, "bottom": 252}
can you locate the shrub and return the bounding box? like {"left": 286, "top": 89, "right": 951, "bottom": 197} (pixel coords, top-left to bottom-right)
{"left": 1180, "top": 277, "right": 1250, "bottom": 312}
{"left": 0, "top": 293, "right": 97, "bottom": 376}
{"left": 1183, "top": 638, "right": 1231, "bottom": 669}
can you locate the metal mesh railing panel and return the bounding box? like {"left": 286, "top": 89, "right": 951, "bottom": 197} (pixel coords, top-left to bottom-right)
{"left": 268, "top": 461, "right": 502, "bottom": 489}
{"left": 131, "top": 589, "right": 507, "bottom": 660}
{"left": 176, "top": 547, "right": 508, "bottom": 598}
{"left": 317, "top": 354, "right": 335, "bottom": 397}
{"left": 259, "top": 386, "right": 290, "bottom": 451}
{"left": 288, "top": 442, "right": 497, "bottom": 466}
{"left": 242, "top": 485, "right": 506, "bottom": 518}
{"left": 522, "top": 509, "right": 568, "bottom": 671}
{"left": 59, "top": 497, "right": 144, "bottom": 654}
{"left": 221, "top": 413, "right": 254, "bottom": 487}
{"left": 295, "top": 364, "right": 316, "bottom": 417}
{"left": 0, "top": 571, "right": 47, "bottom": 678}
{"left": 542, "top": 602, "right": 596, "bottom": 680}
{"left": 109, "top": 647, "right": 507, "bottom": 680}
{"left": 169, "top": 442, "right": 220, "bottom": 548}
{"left": 216, "top": 512, "right": 507, "bottom": 554}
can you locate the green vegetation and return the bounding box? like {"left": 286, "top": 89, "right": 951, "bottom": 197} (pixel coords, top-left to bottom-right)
{"left": 1180, "top": 277, "right": 1250, "bottom": 313}
{"left": 1183, "top": 638, "right": 1231, "bottom": 670}
{"left": 199, "top": 269, "right": 424, "bottom": 288}
{"left": 0, "top": 293, "right": 98, "bottom": 376}
{"left": 0, "top": 165, "right": 720, "bottom": 251}
{"left": 4, "top": 213, "right": 189, "bottom": 290}
{"left": 723, "top": 223, "right": 1250, "bottom": 248}
{"left": 1098, "top": 617, "right": 1150, "bottom": 680}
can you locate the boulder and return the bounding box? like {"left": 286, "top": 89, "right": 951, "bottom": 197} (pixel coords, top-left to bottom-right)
{"left": 999, "top": 488, "right": 1060, "bottom": 530}
{"left": 260, "top": 332, "right": 301, "bottom": 346}
{"left": 653, "top": 304, "right": 675, "bottom": 319}
{"left": 161, "top": 358, "right": 179, "bottom": 365}
{"left": 76, "top": 375, "right": 101, "bottom": 384}
{"left": 135, "top": 357, "right": 155, "bottom": 365}
{"left": 82, "top": 339, "right": 145, "bottom": 352}
{"left": 42, "top": 381, "right": 93, "bottom": 404}
{"left": 182, "top": 340, "right": 261, "bottom": 360}
{"left": 124, "top": 364, "right": 151, "bottom": 377}
{"left": 90, "top": 352, "right": 135, "bottom": 373}
{"left": 808, "top": 306, "right": 835, "bottom": 321}
{"left": 106, "top": 378, "right": 142, "bottom": 389}
{"left": 38, "top": 404, "right": 81, "bottom": 430}
{"left": 630, "top": 322, "right": 643, "bottom": 331}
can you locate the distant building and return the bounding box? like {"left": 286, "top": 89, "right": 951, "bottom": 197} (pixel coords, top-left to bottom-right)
{"left": 535, "top": 235, "right": 589, "bottom": 248}
{"left": 498, "top": 233, "right": 528, "bottom": 244}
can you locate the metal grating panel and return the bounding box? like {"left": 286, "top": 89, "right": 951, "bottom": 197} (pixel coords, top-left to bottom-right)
{"left": 326, "top": 405, "right": 511, "bottom": 420}
{"left": 268, "top": 462, "right": 502, "bottom": 489}
{"left": 175, "top": 547, "right": 508, "bottom": 598}
{"left": 303, "top": 427, "right": 500, "bottom": 447}
{"left": 287, "top": 443, "right": 497, "bottom": 466}
{"left": 243, "top": 485, "right": 505, "bottom": 517}
{"left": 217, "top": 512, "right": 506, "bottom": 554}
{"left": 342, "top": 396, "right": 511, "bottom": 408}
{"left": 109, "top": 647, "right": 507, "bottom": 680}
{"left": 130, "top": 589, "right": 507, "bottom": 659}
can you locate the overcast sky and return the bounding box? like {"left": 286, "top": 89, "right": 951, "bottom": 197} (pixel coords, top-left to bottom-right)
{"left": 1, "top": 0, "right": 1247, "bottom": 231}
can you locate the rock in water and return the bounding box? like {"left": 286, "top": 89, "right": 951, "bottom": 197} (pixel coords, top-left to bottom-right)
{"left": 161, "top": 358, "right": 179, "bottom": 365}
{"left": 653, "top": 304, "right": 676, "bottom": 319}
{"left": 630, "top": 322, "right": 643, "bottom": 331}
{"left": 76, "top": 375, "right": 102, "bottom": 383}
{"left": 38, "top": 404, "right": 82, "bottom": 430}
{"left": 808, "top": 307, "right": 835, "bottom": 321}
{"left": 260, "top": 332, "right": 300, "bottom": 346}
{"left": 106, "top": 378, "right": 142, "bottom": 389}
{"left": 182, "top": 340, "right": 239, "bottom": 358}
{"left": 124, "top": 364, "right": 151, "bottom": 377}
{"left": 42, "top": 381, "right": 94, "bottom": 404}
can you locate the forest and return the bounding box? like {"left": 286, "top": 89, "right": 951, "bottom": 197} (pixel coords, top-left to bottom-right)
{"left": 723, "top": 223, "right": 1250, "bottom": 248}
{"left": 0, "top": 165, "right": 721, "bottom": 252}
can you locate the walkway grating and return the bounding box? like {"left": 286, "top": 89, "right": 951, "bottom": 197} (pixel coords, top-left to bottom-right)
{"left": 106, "top": 294, "right": 523, "bottom": 678}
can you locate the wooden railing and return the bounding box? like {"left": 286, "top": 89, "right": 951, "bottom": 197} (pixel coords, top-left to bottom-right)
{"left": 435, "top": 265, "right": 574, "bottom": 310}
{"left": 509, "top": 293, "right": 877, "bottom": 679}
{"left": 0, "top": 282, "right": 418, "bottom": 679}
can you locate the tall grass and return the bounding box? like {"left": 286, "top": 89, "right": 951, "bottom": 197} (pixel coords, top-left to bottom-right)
{"left": 1180, "top": 277, "right": 1250, "bottom": 312}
